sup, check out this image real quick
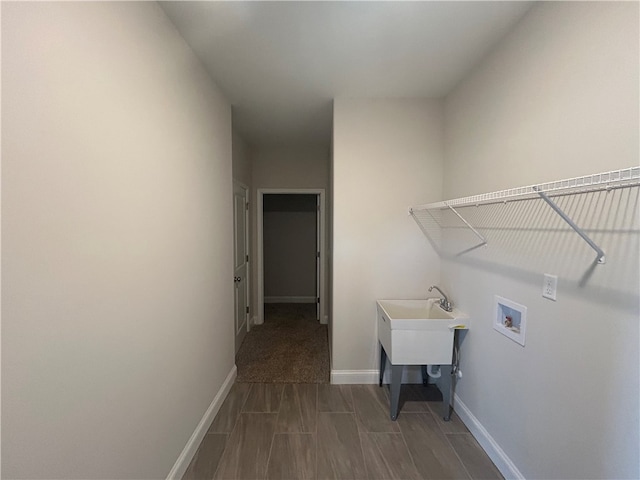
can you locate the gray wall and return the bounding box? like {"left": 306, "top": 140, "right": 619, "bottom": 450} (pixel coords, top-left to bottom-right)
{"left": 264, "top": 195, "right": 317, "bottom": 300}
{"left": 2, "top": 3, "right": 234, "bottom": 478}
{"left": 442, "top": 2, "right": 639, "bottom": 478}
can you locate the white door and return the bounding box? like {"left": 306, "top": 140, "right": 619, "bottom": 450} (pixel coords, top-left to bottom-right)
{"left": 233, "top": 183, "right": 249, "bottom": 354}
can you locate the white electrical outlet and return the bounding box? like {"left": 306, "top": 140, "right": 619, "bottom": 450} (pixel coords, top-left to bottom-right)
{"left": 543, "top": 274, "right": 557, "bottom": 301}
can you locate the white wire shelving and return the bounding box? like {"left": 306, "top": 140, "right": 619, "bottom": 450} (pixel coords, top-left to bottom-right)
{"left": 409, "top": 167, "right": 640, "bottom": 264}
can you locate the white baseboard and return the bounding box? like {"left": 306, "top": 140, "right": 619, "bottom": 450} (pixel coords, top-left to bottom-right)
{"left": 453, "top": 394, "right": 524, "bottom": 480}
{"left": 321, "top": 314, "right": 328, "bottom": 325}
{"left": 331, "top": 369, "right": 378, "bottom": 384}
{"left": 166, "top": 366, "right": 237, "bottom": 480}
{"left": 330, "top": 367, "right": 424, "bottom": 385}
{"left": 265, "top": 296, "right": 316, "bottom": 303}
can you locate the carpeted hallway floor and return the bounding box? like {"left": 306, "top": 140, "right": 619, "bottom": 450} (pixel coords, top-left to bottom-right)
{"left": 235, "top": 303, "right": 330, "bottom": 383}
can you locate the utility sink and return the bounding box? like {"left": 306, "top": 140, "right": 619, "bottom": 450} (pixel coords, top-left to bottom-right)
{"left": 377, "top": 298, "right": 469, "bottom": 421}
{"left": 376, "top": 299, "right": 468, "bottom": 365}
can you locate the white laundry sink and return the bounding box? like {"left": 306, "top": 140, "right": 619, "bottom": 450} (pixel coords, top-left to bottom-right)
{"left": 376, "top": 299, "right": 468, "bottom": 365}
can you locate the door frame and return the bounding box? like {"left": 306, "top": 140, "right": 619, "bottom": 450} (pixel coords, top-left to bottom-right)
{"left": 257, "top": 188, "right": 326, "bottom": 325}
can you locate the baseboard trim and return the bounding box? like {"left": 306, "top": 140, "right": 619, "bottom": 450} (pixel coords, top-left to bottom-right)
{"left": 166, "top": 365, "right": 237, "bottom": 480}
{"left": 330, "top": 367, "right": 424, "bottom": 385}
{"left": 265, "top": 296, "right": 316, "bottom": 303}
{"left": 331, "top": 369, "right": 378, "bottom": 384}
{"left": 454, "top": 394, "right": 524, "bottom": 480}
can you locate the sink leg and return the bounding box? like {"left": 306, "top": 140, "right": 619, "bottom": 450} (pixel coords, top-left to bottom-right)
{"left": 390, "top": 364, "right": 403, "bottom": 421}
{"left": 379, "top": 344, "right": 387, "bottom": 387}
{"left": 440, "top": 364, "right": 453, "bottom": 421}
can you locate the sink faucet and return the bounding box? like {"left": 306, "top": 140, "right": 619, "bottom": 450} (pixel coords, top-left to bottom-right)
{"left": 428, "top": 285, "right": 453, "bottom": 312}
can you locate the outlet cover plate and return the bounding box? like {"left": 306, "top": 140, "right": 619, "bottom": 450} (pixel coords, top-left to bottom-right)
{"left": 543, "top": 274, "right": 557, "bottom": 301}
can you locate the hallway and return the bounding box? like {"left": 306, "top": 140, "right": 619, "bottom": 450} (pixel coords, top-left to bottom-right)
{"left": 236, "top": 304, "right": 330, "bottom": 383}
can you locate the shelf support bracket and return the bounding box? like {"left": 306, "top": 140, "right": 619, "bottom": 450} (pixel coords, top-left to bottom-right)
{"left": 534, "top": 187, "right": 606, "bottom": 264}
{"left": 448, "top": 205, "right": 487, "bottom": 255}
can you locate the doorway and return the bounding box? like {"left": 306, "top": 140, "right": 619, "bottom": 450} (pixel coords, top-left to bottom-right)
{"left": 256, "top": 189, "right": 326, "bottom": 325}
{"left": 236, "top": 188, "right": 329, "bottom": 383}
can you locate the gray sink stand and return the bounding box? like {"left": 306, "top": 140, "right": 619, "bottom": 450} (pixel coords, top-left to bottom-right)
{"left": 379, "top": 343, "right": 453, "bottom": 421}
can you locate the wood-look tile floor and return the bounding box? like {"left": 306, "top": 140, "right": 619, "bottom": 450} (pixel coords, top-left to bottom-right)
{"left": 183, "top": 383, "right": 503, "bottom": 480}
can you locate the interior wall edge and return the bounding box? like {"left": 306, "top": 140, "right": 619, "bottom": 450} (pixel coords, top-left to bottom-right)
{"left": 165, "top": 366, "right": 237, "bottom": 480}
{"left": 453, "top": 393, "right": 525, "bottom": 480}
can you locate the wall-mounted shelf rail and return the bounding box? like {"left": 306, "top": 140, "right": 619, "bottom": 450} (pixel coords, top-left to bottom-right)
{"left": 409, "top": 167, "right": 640, "bottom": 264}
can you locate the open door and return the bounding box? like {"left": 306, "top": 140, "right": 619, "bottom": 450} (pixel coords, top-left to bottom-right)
{"left": 233, "top": 183, "right": 249, "bottom": 354}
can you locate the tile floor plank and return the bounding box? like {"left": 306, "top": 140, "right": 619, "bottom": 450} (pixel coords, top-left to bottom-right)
{"left": 316, "top": 412, "right": 367, "bottom": 479}
{"left": 428, "top": 403, "right": 470, "bottom": 434}
{"left": 208, "top": 383, "right": 251, "bottom": 433}
{"left": 398, "top": 413, "right": 470, "bottom": 479}
{"left": 351, "top": 385, "right": 400, "bottom": 433}
{"left": 213, "top": 413, "right": 278, "bottom": 479}
{"left": 317, "top": 385, "right": 354, "bottom": 413}
{"left": 447, "top": 433, "right": 503, "bottom": 480}
{"left": 276, "top": 384, "right": 317, "bottom": 433}
{"left": 360, "top": 432, "right": 421, "bottom": 480}
{"left": 182, "top": 434, "right": 228, "bottom": 480}
{"left": 266, "top": 433, "right": 316, "bottom": 480}
{"left": 242, "top": 383, "right": 284, "bottom": 413}
{"left": 205, "top": 383, "right": 503, "bottom": 480}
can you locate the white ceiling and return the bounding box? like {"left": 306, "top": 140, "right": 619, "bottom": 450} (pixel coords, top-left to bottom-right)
{"left": 160, "top": 1, "right": 533, "bottom": 147}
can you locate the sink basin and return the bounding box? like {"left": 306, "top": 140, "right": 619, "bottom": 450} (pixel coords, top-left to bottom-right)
{"left": 376, "top": 299, "right": 466, "bottom": 330}
{"left": 376, "top": 299, "right": 468, "bottom": 365}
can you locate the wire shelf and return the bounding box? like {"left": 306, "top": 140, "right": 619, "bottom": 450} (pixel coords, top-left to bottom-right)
{"left": 411, "top": 167, "right": 640, "bottom": 211}
{"left": 409, "top": 167, "right": 640, "bottom": 265}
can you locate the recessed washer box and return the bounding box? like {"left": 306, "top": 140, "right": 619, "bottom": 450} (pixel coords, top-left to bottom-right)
{"left": 494, "top": 295, "right": 527, "bottom": 346}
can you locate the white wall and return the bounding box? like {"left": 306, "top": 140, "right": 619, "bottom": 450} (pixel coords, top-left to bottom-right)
{"left": 1, "top": 3, "right": 234, "bottom": 479}
{"left": 442, "top": 3, "right": 639, "bottom": 479}
{"left": 232, "top": 129, "right": 251, "bottom": 188}
{"left": 251, "top": 147, "right": 330, "bottom": 319}
{"left": 332, "top": 99, "right": 443, "bottom": 375}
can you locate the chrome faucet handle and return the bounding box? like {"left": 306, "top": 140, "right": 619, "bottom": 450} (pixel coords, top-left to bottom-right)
{"left": 440, "top": 298, "right": 453, "bottom": 312}
{"left": 429, "top": 285, "right": 453, "bottom": 312}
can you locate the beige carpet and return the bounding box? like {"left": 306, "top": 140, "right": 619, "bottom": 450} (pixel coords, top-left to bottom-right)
{"left": 236, "top": 303, "right": 330, "bottom": 383}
